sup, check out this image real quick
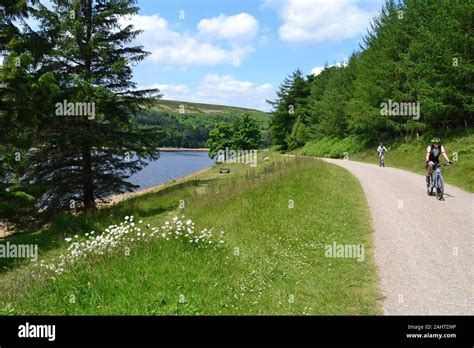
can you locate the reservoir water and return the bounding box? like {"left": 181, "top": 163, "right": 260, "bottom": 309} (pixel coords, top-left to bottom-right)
{"left": 127, "top": 151, "right": 214, "bottom": 190}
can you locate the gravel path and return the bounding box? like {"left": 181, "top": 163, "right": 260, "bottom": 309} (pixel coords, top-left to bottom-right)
{"left": 322, "top": 158, "right": 473, "bottom": 315}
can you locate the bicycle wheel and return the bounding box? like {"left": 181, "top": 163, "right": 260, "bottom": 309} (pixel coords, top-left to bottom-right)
{"left": 436, "top": 175, "right": 444, "bottom": 200}
{"left": 426, "top": 175, "right": 433, "bottom": 196}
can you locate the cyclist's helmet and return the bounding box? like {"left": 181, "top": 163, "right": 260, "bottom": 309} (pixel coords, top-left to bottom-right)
{"left": 431, "top": 137, "right": 441, "bottom": 143}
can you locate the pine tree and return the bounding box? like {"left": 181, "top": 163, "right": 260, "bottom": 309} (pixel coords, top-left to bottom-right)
{"left": 24, "top": 0, "right": 161, "bottom": 214}
{"left": 268, "top": 69, "right": 311, "bottom": 150}
{"left": 286, "top": 114, "right": 307, "bottom": 150}
{"left": 0, "top": 0, "right": 45, "bottom": 226}
{"left": 403, "top": 0, "right": 474, "bottom": 129}
{"left": 272, "top": 0, "right": 473, "bottom": 149}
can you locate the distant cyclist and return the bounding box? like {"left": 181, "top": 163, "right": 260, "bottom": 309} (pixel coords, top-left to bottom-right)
{"left": 425, "top": 137, "right": 452, "bottom": 183}
{"left": 377, "top": 143, "right": 387, "bottom": 158}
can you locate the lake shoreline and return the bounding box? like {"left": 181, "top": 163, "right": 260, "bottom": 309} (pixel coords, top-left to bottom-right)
{"left": 103, "top": 165, "right": 214, "bottom": 206}
{"left": 1, "top": 157, "right": 215, "bottom": 238}
{"left": 158, "top": 147, "right": 209, "bottom": 152}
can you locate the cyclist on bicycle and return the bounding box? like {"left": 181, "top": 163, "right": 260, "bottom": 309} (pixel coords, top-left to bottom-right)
{"left": 425, "top": 137, "right": 452, "bottom": 183}
{"left": 377, "top": 143, "right": 387, "bottom": 159}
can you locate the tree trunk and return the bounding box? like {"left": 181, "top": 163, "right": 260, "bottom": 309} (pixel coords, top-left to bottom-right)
{"left": 82, "top": 143, "right": 95, "bottom": 211}
{"left": 82, "top": 0, "right": 94, "bottom": 211}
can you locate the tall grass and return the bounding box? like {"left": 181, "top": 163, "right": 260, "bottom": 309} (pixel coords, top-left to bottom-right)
{"left": 0, "top": 154, "right": 381, "bottom": 315}
{"left": 299, "top": 136, "right": 368, "bottom": 158}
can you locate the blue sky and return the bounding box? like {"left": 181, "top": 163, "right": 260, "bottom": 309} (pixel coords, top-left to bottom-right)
{"left": 33, "top": 0, "right": 385, "bottom": 111}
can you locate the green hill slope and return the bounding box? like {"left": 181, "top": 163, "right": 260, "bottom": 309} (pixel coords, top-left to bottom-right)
{"left": 135, "top": 99, "right": 271, "bottom": 148}
{"left": 153, "top": 99, "right": 270, "bottom": 125}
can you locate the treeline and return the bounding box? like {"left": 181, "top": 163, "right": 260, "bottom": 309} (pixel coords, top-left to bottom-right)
{"left": 0, "top": 0, "right": 161, "bottom": 228}
{"left": 135, "top": 111, "right": 210, "bottom": 148}
{"left": 269, "top": 0, "right": 474, "bottom": 151}
{"left": 135, "top": 107, "right": 271, "bottom": 148}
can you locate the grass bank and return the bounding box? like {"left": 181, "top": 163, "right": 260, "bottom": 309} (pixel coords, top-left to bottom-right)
{"left": 299, "top": 129, "right": 473, "bottom": 192}
{"left": 0, "top": 152, "right": 381, "bottom": 315}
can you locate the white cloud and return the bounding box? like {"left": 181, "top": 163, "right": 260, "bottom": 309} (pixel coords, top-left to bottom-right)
{"left": 198, "top": 13, "right": 259, "bottom": 42}
{"left": 120, "top": 14, "right": 258, "bottom": 67}
{"left": 195, "top": 74, "right": 273, "bottom": 110}
{"left": 268, "top": 0, "right": 379, "bottom": 43}
{"left": 311, "top": 59, "right": 347, "bottom": 75}
{"left": 140, "top": 83, "right": 191, "bottom": 100}
{"left": 310, "top": 66, "right": 326, "bottom": 76}
{"left": 139, "top": 75, "right": 273, "bottom": 111}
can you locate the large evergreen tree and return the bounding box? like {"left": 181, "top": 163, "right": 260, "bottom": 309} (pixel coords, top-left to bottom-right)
{"left": 23, "top": 0, "right": 161, "bottom": 214}
{"left": 267, "top": 69, "right": 311, "bottom": 150}
{"left": 276, "top": 0, "right": 474, "bottom": 149}
{"left": 403, "top": 0, "right": 474, "bottom": 129}
{"left": 0, "top": 0, "right": 45, "bottom": 226}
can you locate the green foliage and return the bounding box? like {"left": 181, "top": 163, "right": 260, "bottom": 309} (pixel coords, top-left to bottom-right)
{"left": 268, "top": 69, "right": 312, "bottom": 150}
{"left": 232, "top": 114, "right": 263, "bottom": 150}
{"left": 350, "top": 129, "right": 474, "bottom": 192}
{"left": 286, "top": 115, "right": 308, "bottom": 150}
{"left": 0, "top": 184, "right": 36, "bottom": 227}
{"left": 301, "top": 136, "right": 368, "bottom": 159}
{"left": 136, "top": 110, "right": 209, "bottom": 148}
{"left": 6, "top": 191, "right": 35, "bottom": 202}
{"left": 271, "top": 0, "right": 474, "bottom": 150}
{"left": 205, "top": 115, "right": 263, "bottom": 159}
{"left": 309, "top": 62, "right": 356, "bottom": 138}
{"left": 206, "top": 122, "right": 235, "bottom": 159}
{"left": 135, "top": 100, "right": 270, "bottom": 148}
{"left": 1, "top": 0, "right": 163, "bottom": 216}
{"left": 0, "top": 0, "right": 44, "bottom": 226}
{"left": 151, "top": 99, "right": 270, "bottom": 127}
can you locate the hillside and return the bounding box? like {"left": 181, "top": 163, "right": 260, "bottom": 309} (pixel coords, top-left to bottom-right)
{"left": 135, "top": 99, "right": 271, "bottom": 148}
{"left": 153, "top": 99, "right": 270, "bottom": 125}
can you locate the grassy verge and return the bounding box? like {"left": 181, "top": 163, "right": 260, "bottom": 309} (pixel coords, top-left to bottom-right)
{"left": 298, "top": 129, "right": 473, "bottom": 192}
{"left": 0, "top": 152, "right": 381, "bottom": 315}
{"left": 350, "top": 130, "right": 474, "bottom": 192}
{"left": 298, "top": 136, "right": 368, "bottom": 158}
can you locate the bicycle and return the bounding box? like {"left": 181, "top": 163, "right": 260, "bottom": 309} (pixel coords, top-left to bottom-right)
{"left": 378, "top": 153, "right": 385, "bottom": 167}
{"left": 426, "top": 162, "right": 450, "bottom": 200}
